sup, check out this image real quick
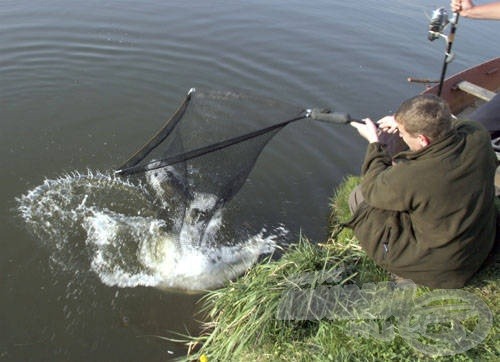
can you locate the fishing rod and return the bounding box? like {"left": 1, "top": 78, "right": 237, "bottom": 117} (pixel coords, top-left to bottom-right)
{"left": 427, "top": 7, "right": 460, "bottom": 96}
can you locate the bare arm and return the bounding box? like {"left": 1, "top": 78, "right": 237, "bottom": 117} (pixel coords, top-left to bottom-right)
{"left": 451, "top": 0, "right": 500, "bottom": 19}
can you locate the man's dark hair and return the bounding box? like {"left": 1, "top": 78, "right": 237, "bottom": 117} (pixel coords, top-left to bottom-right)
{"left": 395, "top": 94, "right": 452, "bottom": 141}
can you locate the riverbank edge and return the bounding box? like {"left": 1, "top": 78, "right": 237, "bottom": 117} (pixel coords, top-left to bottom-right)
{"left": 182, "top": 176, "right": 499, "bottom": 361}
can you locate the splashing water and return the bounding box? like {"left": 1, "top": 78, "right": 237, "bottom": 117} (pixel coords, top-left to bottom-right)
{"left": 16, "top": 171, "right": 283, "bottom": 291}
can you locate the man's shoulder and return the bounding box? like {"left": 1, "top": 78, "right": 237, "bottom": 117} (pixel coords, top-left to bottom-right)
{"left": 454, "top": 119, "right": 490, "bottom": 133}
{"left": 454, "top": 119, "right": 492, "bottom": 146}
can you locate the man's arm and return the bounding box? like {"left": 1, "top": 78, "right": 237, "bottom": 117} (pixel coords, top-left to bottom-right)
{"left": 359, "top": 143, "right": 414, "bottom": 212}
{"left": 350, "top": 118, "right": 414, "bottom": 212}
{"left": 451, "top": 0, "right": 500, "bottom": 20}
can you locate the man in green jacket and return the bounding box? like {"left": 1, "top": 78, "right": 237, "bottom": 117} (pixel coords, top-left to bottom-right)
{"left": 347, "top": 94, "right": 497, "bottom": 288}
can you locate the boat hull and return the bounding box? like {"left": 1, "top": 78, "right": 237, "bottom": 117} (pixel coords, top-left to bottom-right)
{"left": 423, "top": 57, "right": 500, "bottom": 115}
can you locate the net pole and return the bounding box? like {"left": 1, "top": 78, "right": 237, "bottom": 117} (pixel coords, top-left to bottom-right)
{"left": 117, "top": 112, "right": 308, "bottom": 176}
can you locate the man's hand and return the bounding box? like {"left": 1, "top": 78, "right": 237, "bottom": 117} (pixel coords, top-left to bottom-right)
{"left": 351, "top": 118, "right": 379, "bottom": 143}
{"left": 377, "top": 115, "right": 399, "bottom": 134}
{"left": 451, "top": 0, "right": 474, "bottom": 13}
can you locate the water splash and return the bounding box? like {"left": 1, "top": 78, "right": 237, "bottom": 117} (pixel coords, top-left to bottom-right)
{"left": 16, "top": 171, "right": 282, "bottom": 291}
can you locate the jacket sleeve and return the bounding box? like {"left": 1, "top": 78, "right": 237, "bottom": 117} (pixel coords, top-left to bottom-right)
{"left": 360, "top": 142, "right": 414, "bottom": 212}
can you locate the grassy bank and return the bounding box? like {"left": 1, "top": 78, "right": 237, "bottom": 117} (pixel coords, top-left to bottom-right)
{"left": 182, "top": 176, "right": 499, "bottom": 361}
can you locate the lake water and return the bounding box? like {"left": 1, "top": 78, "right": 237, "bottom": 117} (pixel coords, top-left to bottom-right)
{"left": 1, "top": 0, "right": 498, "bottom": 360}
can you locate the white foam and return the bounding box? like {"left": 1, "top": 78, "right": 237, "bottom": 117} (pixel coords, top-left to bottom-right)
{"left": 16, "top": 170, "right": 282, "bottom": 291}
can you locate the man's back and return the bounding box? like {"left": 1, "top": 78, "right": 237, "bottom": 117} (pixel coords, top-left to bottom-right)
{"left": 348, "top": 118, "right": 497, "bottom": 288}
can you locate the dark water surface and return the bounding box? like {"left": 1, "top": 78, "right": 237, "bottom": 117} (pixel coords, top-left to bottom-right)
{"left": 1, "top": 0, "right": 498, "bottom": 360}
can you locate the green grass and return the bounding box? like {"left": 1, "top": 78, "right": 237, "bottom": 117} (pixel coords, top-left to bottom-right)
{"left": 181, "top": 176, "right": 499, "bottom": 361}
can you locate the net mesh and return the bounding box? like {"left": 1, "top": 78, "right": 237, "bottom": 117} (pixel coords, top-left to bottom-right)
{"left": 117, "top": 89, "right": 305, "bottom": 246}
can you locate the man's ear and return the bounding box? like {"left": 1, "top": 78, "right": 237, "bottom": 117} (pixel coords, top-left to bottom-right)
{"left": 417, "top": 134, "right": 431, "bottom": 147}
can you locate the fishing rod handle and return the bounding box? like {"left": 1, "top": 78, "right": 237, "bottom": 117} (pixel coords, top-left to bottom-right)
{"left": 310, "top": 109, "right": 365, "bottom": 125}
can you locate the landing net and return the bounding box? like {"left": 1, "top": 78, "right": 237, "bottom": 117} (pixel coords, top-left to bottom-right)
{"left": 116, "top": 89, "right": 306, "bottom": 246}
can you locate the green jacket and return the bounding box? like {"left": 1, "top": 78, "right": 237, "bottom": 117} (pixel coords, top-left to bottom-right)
{"left": 346, "top": 120, "right": 497, "bottom": 288}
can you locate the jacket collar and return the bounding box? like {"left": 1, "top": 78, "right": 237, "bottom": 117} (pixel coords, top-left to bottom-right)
{"left": 393, "top": 127, "right": 459, "bottom": 161}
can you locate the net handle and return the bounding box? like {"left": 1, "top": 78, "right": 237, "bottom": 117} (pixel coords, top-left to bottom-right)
{"left": 114, "top": 90, "right": 362, "bottom": 176}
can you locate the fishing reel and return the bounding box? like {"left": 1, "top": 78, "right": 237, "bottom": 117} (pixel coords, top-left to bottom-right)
{"left": 428, "top": 7, "right": 458, "bottom": 63}
{"left": 428, "top": 7, "right": 449, "bottom": 41}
